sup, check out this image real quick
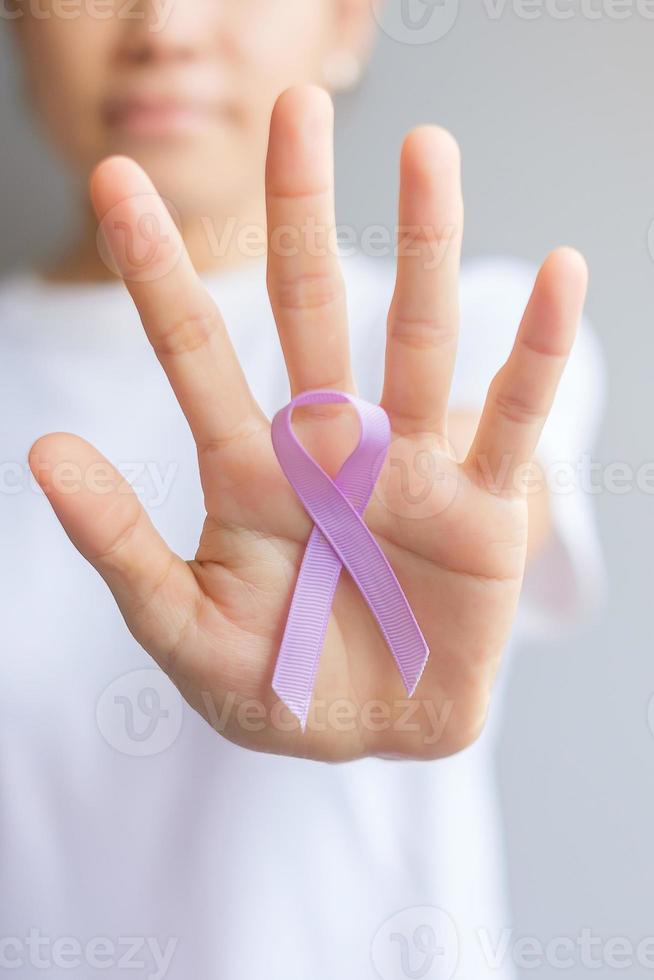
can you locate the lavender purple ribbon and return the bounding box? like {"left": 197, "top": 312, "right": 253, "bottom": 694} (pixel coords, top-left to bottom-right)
{"left": 270, "top": 389, "right": 430, "bottom": 729}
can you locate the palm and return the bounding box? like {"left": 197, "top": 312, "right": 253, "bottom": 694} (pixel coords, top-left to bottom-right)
{"left": 31, "top": 86, "right": 587, "bottom": 761}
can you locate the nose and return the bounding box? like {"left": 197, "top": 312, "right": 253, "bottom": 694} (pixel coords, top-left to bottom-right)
{"left": 116, "top": 0, "right": 213, "bottom": 64}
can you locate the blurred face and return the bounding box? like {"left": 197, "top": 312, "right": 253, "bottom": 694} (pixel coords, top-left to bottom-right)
{"left": 14, "top": 0, "right": 361, "bottom": 213}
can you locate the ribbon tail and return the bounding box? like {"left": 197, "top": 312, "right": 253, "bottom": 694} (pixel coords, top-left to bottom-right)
{"left": 271, "top": 523, "right": 342, "bottom": 730}
{"left": 301, "top": 489, "right": 431, "bottom": 699}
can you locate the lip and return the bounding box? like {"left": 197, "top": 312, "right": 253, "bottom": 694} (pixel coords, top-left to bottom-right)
{"left": 103, "top": 95, "right": 223, "bottom": 137}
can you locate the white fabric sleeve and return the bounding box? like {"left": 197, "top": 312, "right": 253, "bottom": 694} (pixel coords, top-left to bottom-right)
{"left": 453, "top": 255, "right": 608, "bottom": 640}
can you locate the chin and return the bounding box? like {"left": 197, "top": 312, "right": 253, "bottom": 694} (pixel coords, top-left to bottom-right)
{"left": 104, "top": 129, "right": 257, "bottom": 217}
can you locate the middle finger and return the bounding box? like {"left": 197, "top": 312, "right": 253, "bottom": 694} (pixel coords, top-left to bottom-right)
{"left": 265, "top": 86, "right": 354, "bottom": 399}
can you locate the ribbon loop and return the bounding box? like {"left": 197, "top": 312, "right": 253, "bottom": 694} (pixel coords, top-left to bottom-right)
{"left": 270, "top": 389, "right": 429, "bottom": 729}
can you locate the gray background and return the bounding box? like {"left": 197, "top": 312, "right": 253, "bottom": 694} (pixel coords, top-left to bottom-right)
{"left": 1, "top": 4, "right": 653, "bottom": 976}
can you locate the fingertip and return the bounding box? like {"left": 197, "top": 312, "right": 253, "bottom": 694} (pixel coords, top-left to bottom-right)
{"left": 271, "top": 84, "right": 334, "bottom": 127}
{"left": 89, "top": 157, "right": 182, "bottom": 282}
{"left": 542, "top": 246, "right": 589, "bottom": 295}
{"left": 89, "top": 155, "right": 155, "bottom": 219}
{"left": 399, "top": 127, "right": 463, "bottom": 229}
{"left": 267, "top": 85, "right": 335, "bottom": 194}
{"left": 28, "top": 430, "right": 72, "bottom": 468}
{"left": 401, "top": 125, "right": 461, "bottom": 179}
{"left": 524, "top": 248, "right": 589, "bottom": 357}
{"left": 28, "top": 432, "right": 88, "bottom": 494}
{"left": 27, "top": 433, "right": 49, "bottom": 487}
{"left": 403, "top": 124, "right": 460, "bottom": 158}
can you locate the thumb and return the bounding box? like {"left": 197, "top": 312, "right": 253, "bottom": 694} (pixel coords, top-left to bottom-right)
{"left": 28, "top": 431, "right": 201, "bottom": 672}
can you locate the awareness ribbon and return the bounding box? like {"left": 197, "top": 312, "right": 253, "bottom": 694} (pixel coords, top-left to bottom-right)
{"left": 270, "top": 388, "right": 430, "bottom": 730}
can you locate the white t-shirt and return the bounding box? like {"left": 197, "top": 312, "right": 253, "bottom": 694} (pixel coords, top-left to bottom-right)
{"left": 0, "top": 253, "right": 605, "bottom": 980}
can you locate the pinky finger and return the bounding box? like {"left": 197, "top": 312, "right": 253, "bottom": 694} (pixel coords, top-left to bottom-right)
{"left": 28, "top": 432, "right": 202, "bottom": 671}
{"left": 466, "top": 247, "right": 588, "bottom": 491}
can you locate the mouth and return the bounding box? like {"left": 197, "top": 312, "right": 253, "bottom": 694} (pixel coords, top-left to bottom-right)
{"left": 102, "top": 94, "right": 228, "bottom": 138}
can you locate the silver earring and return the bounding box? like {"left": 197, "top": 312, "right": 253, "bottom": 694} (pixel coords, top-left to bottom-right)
{"left": 321, "top": 50, "right": 362, "bottom": 93}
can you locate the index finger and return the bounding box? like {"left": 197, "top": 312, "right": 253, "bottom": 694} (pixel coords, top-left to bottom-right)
{"left": 91, "top": 155, "right": 267, "bottom": 457}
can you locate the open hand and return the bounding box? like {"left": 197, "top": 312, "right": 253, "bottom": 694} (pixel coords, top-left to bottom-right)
{"left": 29, "top": 86, "right": 588, "bottom": 761}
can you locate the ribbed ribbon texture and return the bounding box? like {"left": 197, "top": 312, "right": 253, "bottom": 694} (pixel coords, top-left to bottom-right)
{"left": 270, "top": 389, "right": 430, "bottom": 730}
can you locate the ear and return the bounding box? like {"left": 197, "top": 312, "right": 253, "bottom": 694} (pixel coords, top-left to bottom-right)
{"left": 322, "top": 0, "right": 379, "bottom": 91}
{"left": 333, "top": 0, "right": 379, "bottom": 64}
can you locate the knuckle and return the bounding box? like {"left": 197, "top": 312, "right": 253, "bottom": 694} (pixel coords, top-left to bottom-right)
{"left": 388, "top": 313, "right": 456, "bottom": 351}
{"left": 153, "top": 310, "right": 220, "bottom": 358}
{"left": 196, "top": 421, "right": 265, "bottom": 460}
{"left": 271, "top": 272, "right": 344, "bottom": 313}
{"left": 397, "top": 223, "right": 461, "bottom": 266}
{"left": 91, "top": 509, "right": 141, "bottom": 566}
{"left": 493, "top": 389, "right": 546, "bottom": 426}
{"left": 519, "top": 335, "right": 568, "bottom": 359}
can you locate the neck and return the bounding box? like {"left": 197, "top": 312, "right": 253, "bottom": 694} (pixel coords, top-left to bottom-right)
{"left": 42, "top": 194, "right": 267, "bottom": 285}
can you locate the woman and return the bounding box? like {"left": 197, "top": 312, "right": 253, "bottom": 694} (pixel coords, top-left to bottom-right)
{"left": 0, "top": 1, "right": 605, "bottom": 977}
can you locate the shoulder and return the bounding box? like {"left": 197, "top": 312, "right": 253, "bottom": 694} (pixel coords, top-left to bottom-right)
{"left": 0, "top": 270, "right": 44, "bottom": 362}
{"left": 0, "top": 269, "right": 40, "bottom": 321}
{"left": 0, "top": 268, "right": 69, "bottom": 350}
